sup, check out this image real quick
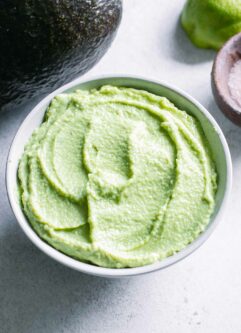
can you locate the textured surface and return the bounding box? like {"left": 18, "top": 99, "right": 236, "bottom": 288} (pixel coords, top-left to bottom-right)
{"left": 0, "top": 0, "right": 241, "bottom": 332}
{"left": 181, "top": 0, "right": 241, "bottom": 50}
{"left": 18, "top": 87, "right": 216, "bottom": 268}
{"left": 0, "top": 0, "right": 122, "bottom": 107}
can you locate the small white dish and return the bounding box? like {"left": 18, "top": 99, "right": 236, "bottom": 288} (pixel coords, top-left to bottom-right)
{"left": 6, "top": 75, "right": 232, "bottom": 278}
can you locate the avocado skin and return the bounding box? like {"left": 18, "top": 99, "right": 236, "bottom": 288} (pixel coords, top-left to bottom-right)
{"left": 0, "top": 0, "right": 122, "bottom": 108}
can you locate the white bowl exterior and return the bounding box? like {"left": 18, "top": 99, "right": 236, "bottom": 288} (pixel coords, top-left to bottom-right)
{"left": 6, "top": 75, "right": 232, "bottom": 278}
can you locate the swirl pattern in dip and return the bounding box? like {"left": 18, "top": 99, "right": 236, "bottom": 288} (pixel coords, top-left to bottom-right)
{"left": 18, "top": 86, "right": 217, "bottom": 268}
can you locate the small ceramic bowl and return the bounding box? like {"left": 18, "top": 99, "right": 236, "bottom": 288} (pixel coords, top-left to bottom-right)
{"left": 212, "top": 32, "right": 241, "bottom": 126}
{"left": 6, "top": 75, "right": 232, "bottom": 278}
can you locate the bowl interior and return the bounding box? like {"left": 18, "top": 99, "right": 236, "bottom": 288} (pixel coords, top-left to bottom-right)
{"left": 7, "top": 76, "right": 231, "bottom": 277}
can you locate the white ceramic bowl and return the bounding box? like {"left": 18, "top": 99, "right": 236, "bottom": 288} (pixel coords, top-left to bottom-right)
{"left": 6, "top": 75, "right": 232, "bottom": 278}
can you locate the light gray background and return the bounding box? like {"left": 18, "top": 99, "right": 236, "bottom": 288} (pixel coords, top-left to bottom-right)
{"left": 1, "top": 1, "right": 241, "bottom": 332}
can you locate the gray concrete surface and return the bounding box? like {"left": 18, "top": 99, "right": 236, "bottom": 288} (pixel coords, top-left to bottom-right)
{"left": 1, "top": 1, "right": 241, "bottom": 332}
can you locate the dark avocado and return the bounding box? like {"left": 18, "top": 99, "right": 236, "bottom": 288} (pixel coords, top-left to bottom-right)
{"left": 0, "top": 0, "right": 122, "bottom": 108}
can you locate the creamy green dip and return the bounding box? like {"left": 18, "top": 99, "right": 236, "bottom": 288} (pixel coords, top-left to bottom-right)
{"left": 182, "top": 0, "right": 241, "bottom": 50}
{"left": 18, "top": 86, "right": 217, "bottom": 268}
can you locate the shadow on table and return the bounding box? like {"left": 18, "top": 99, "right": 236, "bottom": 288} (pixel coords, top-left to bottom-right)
{"left": 0, "top": 101, "right": 37, "bottom": 150}
{"left": 206, "top": 98, "right": 241, "bottom": 162}
{"left": 0, "top": 217, "right": 134, "bottom": 333}
{"left": 168, "top": 17, "right": 215, "bottom": 65}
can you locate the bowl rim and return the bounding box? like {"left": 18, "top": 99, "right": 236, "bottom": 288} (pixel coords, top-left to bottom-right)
{"left": 6, "top": 74, "right": 232, "bottom": 278}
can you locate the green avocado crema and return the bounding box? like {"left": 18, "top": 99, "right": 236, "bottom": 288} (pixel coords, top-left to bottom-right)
{"left": 18, "top": 86, "right": 217, "bottom": 268}
{"left": 181, "top": 0, "right": 241, "bottom": 50}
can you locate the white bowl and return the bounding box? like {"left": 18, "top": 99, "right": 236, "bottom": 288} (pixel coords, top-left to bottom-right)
{"left": 6, "top": 75, "right": 232, "bottom": 278}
